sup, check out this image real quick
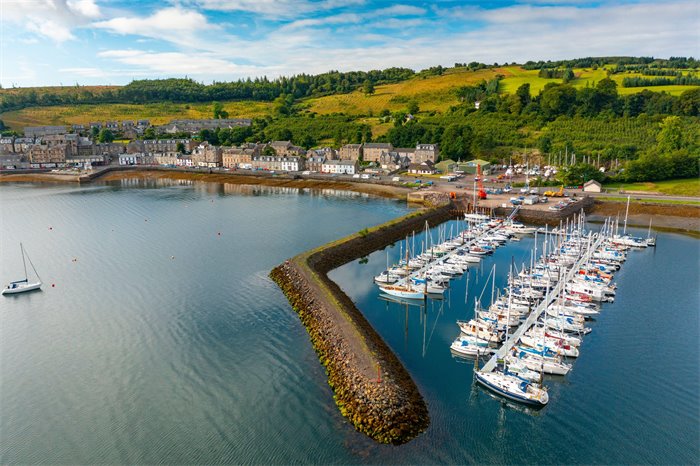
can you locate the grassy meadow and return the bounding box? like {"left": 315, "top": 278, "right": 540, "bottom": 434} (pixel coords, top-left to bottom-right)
{"left": 603, "top": 178, "right": 700, "bottom": 197}
{"left": 0, "top": 100, "right": 274, "bottom": 129}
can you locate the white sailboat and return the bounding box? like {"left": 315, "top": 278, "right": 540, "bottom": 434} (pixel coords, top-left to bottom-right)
{"left": 2, "top": 243, "right": 42, "bottom": 295}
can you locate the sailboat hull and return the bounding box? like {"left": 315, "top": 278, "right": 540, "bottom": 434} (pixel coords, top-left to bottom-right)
{"left": 2, "top": 281, "right": 42, "bottom": 295}
{"left": 378, "top": 286, "right": 424, "bottom": 300}
{"left": 475, "top": 372, "right": 548, "bottom": 407}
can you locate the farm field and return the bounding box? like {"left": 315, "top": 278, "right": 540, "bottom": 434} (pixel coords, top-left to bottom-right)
{"left": 0, "top": 100, "right": 274, "bottom": 129}
{"left": 603, "top": 178, "right": 700, "bottom": 197}
{"left": 306, "top": 67, "right": 504, "bottom": 116}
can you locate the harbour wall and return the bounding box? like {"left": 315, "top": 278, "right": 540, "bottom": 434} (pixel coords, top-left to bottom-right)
{"left": 497, "top": 196, "right": 595, "bottom": 225}
{"left": 269, "top": 203, "right": 454, "bottom": 444}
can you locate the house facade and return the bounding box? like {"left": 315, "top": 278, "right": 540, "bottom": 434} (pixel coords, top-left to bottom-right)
{"left": 362, "top": 143, "right": 392, "bottom": 162}
{"left": 408, "top": 160, "right": 436, "bottom": 175}
{"left": 251, "top": 155, "right": 305, "bottom": 172}
{"left": 339, "top": 144, "right": 362, "bottom": 160}
{"left": 159, "top": 118, "right": 252, "bottom": 134}
{"left": 306, "top": 155, "right": 326, "bottom": 172}
{"left": 414, "top": 144, "right": 440, "bottom": 163}
{"left": 154, "top": 153, "right": 179, "bottom": 166}
{"left": 222, "top": 147, "right": 254, "bottom": 168}
{"left": 28, "top": 144, "right": 70, "bottom": 164}
{"left": 322, "top": 159, "right": 358, "bottom": 175}
{"left": 583, "top": 180, "right": 602, "bottom": 193}
{"left": 143, "top": 139, "right": 196, "bottom": 154}
{"left": 192, "top": 142, "right": 223, "bottom": 167}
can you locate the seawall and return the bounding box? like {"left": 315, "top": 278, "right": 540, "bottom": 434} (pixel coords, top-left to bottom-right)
{"left": 496, "top": 196, "right": 595, "bottom": 225}
{"left": 269, "top": 203, "right": 454, "bottom": 444}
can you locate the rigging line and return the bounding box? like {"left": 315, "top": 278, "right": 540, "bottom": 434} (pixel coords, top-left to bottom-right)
{"left": 25, "top": 249, "right": 42, "bottom": 282}
{"left": 426, "top": 298, "right": 445, "bottom": 353}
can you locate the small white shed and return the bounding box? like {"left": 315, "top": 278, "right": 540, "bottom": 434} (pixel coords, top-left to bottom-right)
{"left": 583, "top": 180, "right": 602, "bottom": 193}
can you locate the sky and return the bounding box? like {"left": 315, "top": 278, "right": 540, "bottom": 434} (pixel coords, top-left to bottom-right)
{"left": 0, "top": 0, "right": 698, "bottom": 88}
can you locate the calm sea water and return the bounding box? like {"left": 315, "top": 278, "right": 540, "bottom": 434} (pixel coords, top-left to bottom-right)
{"left": 1, "top": 180, "right": 698, "bottom": 464}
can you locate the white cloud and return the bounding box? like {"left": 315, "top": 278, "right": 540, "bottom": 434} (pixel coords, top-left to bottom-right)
{"left": 279, "top": 13, "right": 363, "bottom": 30}
{"left": 67, "top": 0, "right": 101, "bottom": 18}
{"left": 1, "top": 0, "right": 101, "bottom": 43}
{"left": 26, "top": 18, "right": 76, "bottom": 42}
{"left": 375, "top": 5, "right": 426, "bottom": 16}
{"left": 93, "top": 7, "right": 213, "bottom": 37}
{"left": 194, "top": 0, "right": 365, "bottom": 18}
{"left": 96, "top": 49, "right": 252, "bottom": 76}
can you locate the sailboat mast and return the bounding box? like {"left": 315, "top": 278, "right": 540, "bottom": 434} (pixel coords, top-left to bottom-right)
{"left": 20, "top": 242, "right": 28, "bottom": 281}
{"left": 623, "top": 195, "right": 630, "bottom": 235}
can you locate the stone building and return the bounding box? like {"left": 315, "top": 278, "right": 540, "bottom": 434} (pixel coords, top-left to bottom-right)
{"left": 362, "top": 143, "right": 393, "bottom": 162}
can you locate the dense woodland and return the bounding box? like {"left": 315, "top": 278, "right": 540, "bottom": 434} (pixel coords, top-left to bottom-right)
{"left": 1, "top": 56, "right": 699, "bottom": 184}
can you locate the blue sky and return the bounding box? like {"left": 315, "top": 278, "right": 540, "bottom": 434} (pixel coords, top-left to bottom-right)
{"left": 1, "top": 0, "right": 698, "bottom": 87}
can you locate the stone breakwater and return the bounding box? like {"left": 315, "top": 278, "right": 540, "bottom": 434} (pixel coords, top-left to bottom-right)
{"left": 269, "top": 204, "right": 453, "bottom": 444}
{"left": 496, "top": 196, "right": 595, "bottom": 225}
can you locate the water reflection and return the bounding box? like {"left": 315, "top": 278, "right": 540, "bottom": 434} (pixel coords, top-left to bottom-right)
{"left": 376, "top": 294, "right": 450, "bottom": 358}
{"left": 109, "top": 177, "right": 371, "bottom": 199}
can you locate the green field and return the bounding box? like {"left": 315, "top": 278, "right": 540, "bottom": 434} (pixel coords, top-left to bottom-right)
{"left": 603, "top": 178, "right": 700, "bottom": 197}
{"left": 596, "top": 196, "right": 700, "bottom": 206}
{"left": 0, "top": 100, "right": 274, "bottom": 129}
{"left": 1, "top": 64, "right": 698, "bottom": 131}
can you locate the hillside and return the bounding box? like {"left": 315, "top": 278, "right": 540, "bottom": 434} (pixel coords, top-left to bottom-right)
{"left": 1, "top": 62, "right": 698, "bottom": 131}
{"left": 0, "top": 101, "right": 273, "bottom": 129}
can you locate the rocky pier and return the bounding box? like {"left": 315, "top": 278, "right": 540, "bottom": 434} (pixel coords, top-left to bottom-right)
{"left": 270, "top": 203, "right": 453, "bottom": 444}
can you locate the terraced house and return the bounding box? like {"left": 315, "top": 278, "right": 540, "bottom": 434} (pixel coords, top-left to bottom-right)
{"left": 322, "top": 159, "right": 358, "bottom": 175}
{"left": 251, "top": 155, "right": 305, "bottom": 172}
{"left": 339, "top": 143, "right": 362, "bottom": 160}
{"left": 192, "top": 142, "right": 222, "bottom": 167}
{"left": 362, "top": 143, "right": 393, "bottom": 162}
{"left": 222, "top": 147, "right": 255, "bottom": 169}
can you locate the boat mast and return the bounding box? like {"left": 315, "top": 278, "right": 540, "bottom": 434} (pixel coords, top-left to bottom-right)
{"left": 20, "top": 242, "right": 28, "bottom": 281}
{"left": 491, "top": 264, "right": 496, "bottom": 306}
{"left": 623, "top": 195, "right": 630, "bottom": 235}
{"left": 504, "top": 260, "right": 513, "bottom": 372}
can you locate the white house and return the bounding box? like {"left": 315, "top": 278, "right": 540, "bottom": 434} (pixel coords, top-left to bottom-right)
{"left": 119, "top": 153, "right": 143, "bottom": 165}
{"left": 408, "top": 160, "right": 436, "bottom": 175}
{"left": 322, "top": 159, "right": 358, "bottom": 175}
{"left": 176, "top": 155, "right": 194, "bottom": 167}
{"left": 583, "top": 180, "right": 602, "bottom": 193}
{"left": 280, "top": 156, "right": 305, "bottom": 172}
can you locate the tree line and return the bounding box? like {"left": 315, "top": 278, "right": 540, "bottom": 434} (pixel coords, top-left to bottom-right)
{"left": 0, "top": 68, "right": 415, "bottom": 113}
{"left": 622, "top": 75, "right": 700, "bottom": 87}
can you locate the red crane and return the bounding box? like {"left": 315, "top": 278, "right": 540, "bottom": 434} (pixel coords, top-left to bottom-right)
{"left": 476, "top": 164, "right": 487, "bottom": 199}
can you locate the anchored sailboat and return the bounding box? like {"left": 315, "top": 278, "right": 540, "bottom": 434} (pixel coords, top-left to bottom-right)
{"left": 3, "top": 243, "right": 42, "bottom": 295}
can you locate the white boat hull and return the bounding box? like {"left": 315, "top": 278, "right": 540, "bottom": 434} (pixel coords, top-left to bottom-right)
{"left": 378, "top": 286, "right": 424, "bottom": 300}
{"left": 2, "top": 281, "right": 42, "bottom": 295}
